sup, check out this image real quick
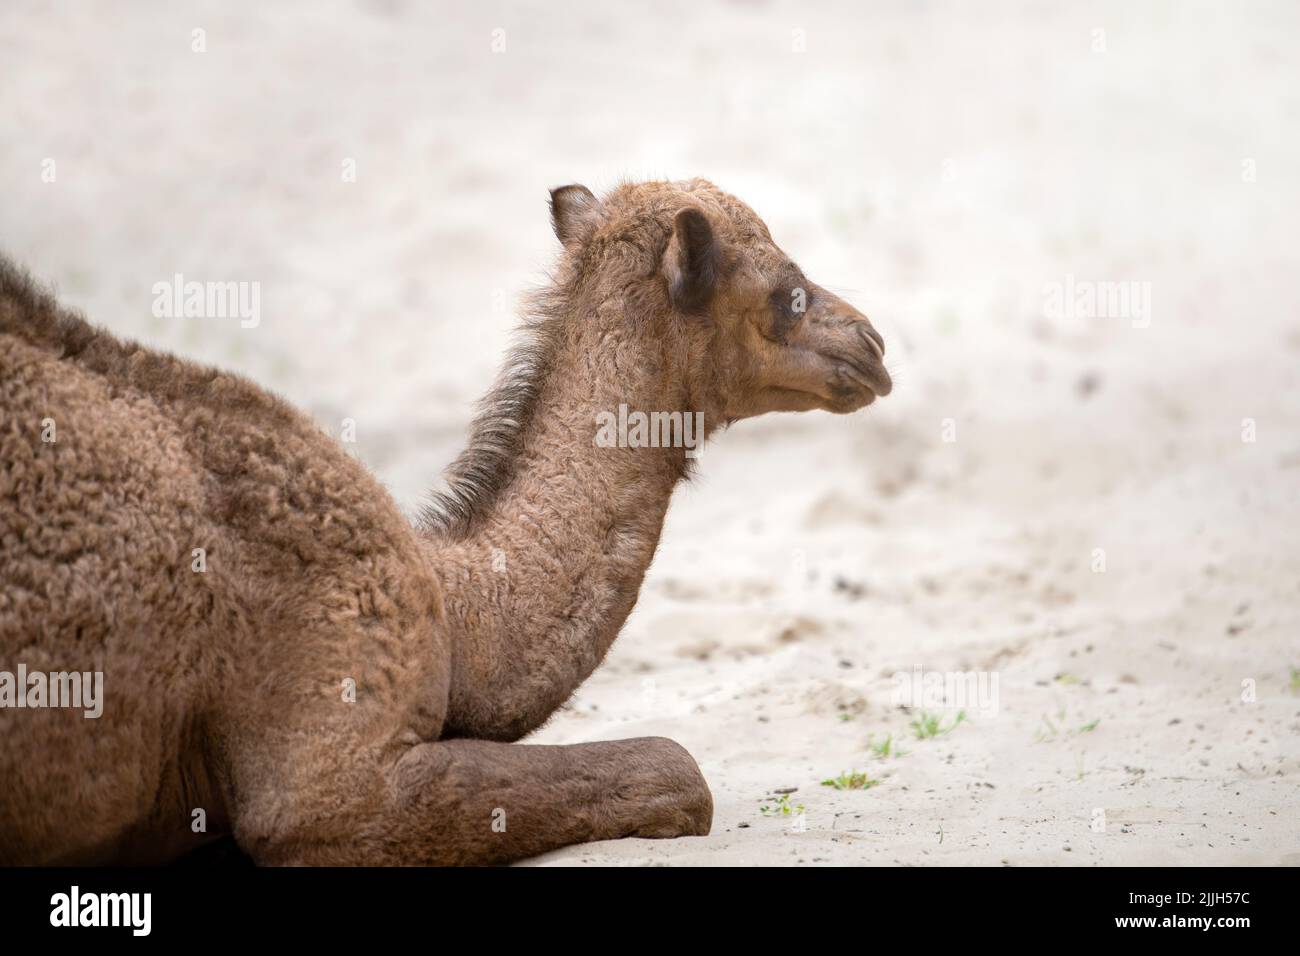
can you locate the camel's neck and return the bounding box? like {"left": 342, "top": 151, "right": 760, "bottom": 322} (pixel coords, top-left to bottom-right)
{"left": 427, "top": 296, "right": 704, "bottom": 740}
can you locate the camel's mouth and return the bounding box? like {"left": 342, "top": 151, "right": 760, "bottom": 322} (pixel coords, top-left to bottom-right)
{"left": 820, "top": 348, "right": 892, "bottom": 412}
{"left": 830, "top": 388, "right": 878, "bottom": 413}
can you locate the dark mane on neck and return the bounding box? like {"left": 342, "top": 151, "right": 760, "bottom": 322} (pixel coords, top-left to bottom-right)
{"left": 418, "top": 285, "right": 569, "bottom": 540}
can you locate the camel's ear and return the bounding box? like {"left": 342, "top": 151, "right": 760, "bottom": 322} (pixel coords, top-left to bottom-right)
{"left": 663, "top": 206, "right": 720, "bottom": 316}
{"left": 549, "top": 184, "right": 601, "bottom": 248}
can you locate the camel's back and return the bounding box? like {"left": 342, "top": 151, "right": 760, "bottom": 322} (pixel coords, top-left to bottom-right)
{"left": 0, "top": 262, "right": 235, "bottom": 860}
{"left": 0, "top": 256, "right": 426, "bottom": 628}
{"left": 0, "top": 258, "right": 445, "bottom": 862}
{"left": 0, "top": 257, "right": 313, "bottom": 654}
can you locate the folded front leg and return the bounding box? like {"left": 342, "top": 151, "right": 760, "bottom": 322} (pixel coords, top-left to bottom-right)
{"left": 243, "top": 736, "right": 712, "bottom": 866}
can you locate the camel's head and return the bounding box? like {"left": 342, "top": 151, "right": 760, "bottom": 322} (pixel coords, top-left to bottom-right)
{"left": 549, "top": 178, "right": 891, "bottom": 421}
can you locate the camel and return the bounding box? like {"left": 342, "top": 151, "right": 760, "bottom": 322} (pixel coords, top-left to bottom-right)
{"left": 0, "top": 178, "right": 891, "bottom": 865}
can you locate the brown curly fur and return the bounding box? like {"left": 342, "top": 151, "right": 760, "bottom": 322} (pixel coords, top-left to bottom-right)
{"left": 0, "top": 179, "right": 888, "bottom": 864}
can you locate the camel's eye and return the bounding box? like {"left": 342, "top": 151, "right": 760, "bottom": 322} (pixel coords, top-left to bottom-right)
{"left": 766, "top": 283, "right": 810, "bottom": 343}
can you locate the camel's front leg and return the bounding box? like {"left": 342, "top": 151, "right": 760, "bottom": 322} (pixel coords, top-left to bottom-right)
{"left": 241, "top": 736, "right": 712, "bottom": 866}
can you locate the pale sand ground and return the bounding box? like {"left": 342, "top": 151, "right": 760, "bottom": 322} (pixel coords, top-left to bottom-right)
{"left": 3, "top": 1, "right": 1297, "bottom": 865}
